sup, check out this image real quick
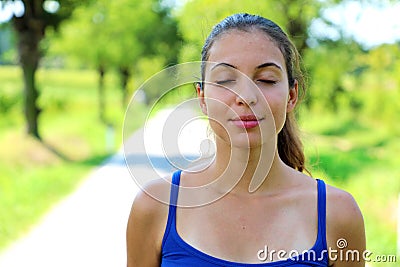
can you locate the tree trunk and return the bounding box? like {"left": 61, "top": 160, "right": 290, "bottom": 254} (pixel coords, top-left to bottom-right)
{"left": 279, "top": 1, "right": 309, "bottom": 56}
{"left": 22, "top": 60, "right": 41, "bottom": 139}
{"left": 13, "top": 13, "right": 44, "bottom": 139}
{"left": 287, "top": 19, "right": 308, "bottom": 56}
{"left": 119, "top": 66, "right": 130, "bottom": 106}
{"left": 330, "top": 85, "right": 344, "bottom": 112}
{"left": 98, "top": 65, "right": 106, "bottom": 123}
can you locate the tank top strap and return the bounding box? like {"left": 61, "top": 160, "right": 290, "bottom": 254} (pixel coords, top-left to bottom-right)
{"left": 161, "top": 170, "right": 182, "bottom": 248}
{"left": 316, "top": 178, "right": 327, "bottom": 251}
{"left": 170, "top": 170, "right": 182, "bottom": 206}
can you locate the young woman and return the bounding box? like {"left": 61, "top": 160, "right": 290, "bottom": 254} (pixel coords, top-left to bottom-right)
{"left": 126, "top": 13, "right": 365, "bottom": 266}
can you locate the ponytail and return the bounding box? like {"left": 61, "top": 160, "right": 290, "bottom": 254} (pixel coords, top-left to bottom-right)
{"left": 278, "top": 112, "right": 309, "bottom": 174}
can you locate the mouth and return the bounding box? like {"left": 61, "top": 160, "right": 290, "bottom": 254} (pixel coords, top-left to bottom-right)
{"left": 230, "top": 115, "right": 263, "bottom": 129}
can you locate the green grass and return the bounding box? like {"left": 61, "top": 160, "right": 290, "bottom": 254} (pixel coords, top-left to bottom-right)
{"left": 0, "top": 158, "right": 100, "bottom": 248}
{"left": 300, "top": 110, "right": 400, "bottom": 266}
{"left": 0, "top": 65, "right": 146, "bottom": 250}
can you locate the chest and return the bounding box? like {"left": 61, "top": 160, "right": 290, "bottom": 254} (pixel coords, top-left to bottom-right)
{"left": 176, "top": 195, "right": 317, "bottom": 263}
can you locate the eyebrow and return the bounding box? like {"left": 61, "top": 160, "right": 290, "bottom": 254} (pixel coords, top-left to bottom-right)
{"left": 210, "top": 62, "right": 282, "bottom": 71}
{"left": 210, "top": 62, "right": 238, "bottom": 71}
{"left": 256, "top": 62, "right": 282, "bottom": 71}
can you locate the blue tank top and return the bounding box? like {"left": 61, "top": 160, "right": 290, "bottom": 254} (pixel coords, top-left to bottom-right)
{"left": 161, "top": 170, "right": 329, "bottom": 266}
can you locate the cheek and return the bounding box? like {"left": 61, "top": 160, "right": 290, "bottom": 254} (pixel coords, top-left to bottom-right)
{"left": 273, "top": 108, "right": 287, "bottom": 133}
{"left": 204, "top": 90, "right": 233, "bottom": 116}
{"left": 263, "top": 91, "right": 288, "bottom": 133}
{"left": 203, "top": 90, "right": 234, "bottom": 141}
{"left": 205, "top": 97, "right": 230, "bottom": 133}
{"left": 206, "top": 105, "right": 231, "bottom": 144}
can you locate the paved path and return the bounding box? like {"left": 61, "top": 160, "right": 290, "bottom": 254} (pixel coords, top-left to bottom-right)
{"left": 0, "top": 107, "right": 208, "bottom": 267}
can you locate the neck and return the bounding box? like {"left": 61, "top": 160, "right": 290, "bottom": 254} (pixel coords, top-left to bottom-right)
{"left": 207, "top": 137, "right": 292, "bottom": 196}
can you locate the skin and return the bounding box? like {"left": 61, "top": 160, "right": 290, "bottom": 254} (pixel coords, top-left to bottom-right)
{"left": 126, "top": 29, "right": 366, "bottom": 266}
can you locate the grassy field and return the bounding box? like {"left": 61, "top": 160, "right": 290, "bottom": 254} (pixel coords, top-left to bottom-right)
{"left": 0, "top": 65, "right": 399, "bottom": 265}
{"left": 0, "top": 66, "right": 145, "bottom": 250}
{"left": 299, "top": 110, "right": 399, "bottom": 265}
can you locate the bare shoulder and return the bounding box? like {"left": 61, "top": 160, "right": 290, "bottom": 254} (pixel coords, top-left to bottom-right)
{"left": 130, "top": 176, "right": 172, "bottom": 215}
{"left": 325, "top": 184, "right": 366, "bottom": 266}
{"left": 126, "top": 175, "right": 172, "bottom": 267}
{"left": 326, "top": 184, "right": 364, "bottom": 233}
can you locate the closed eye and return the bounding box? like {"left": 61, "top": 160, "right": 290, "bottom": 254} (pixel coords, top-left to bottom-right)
{"left": 257, "top": 79, "right": 277, "bottom": 84}
{"left": 215, "top": 80, "right": 235, "bottom": 85}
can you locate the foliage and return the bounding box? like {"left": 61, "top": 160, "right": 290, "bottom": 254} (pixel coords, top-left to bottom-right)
{"left": 303, "top": 40, "right": 400, "bottom": 124}
{"left": 48, "top": 0, "right": 181, "bottom": 104}
{"left": 176, "top": 0, "right": 322, "bottom": 61}
{"left": 299, "top": 109, "right": 399, "bottom": 265}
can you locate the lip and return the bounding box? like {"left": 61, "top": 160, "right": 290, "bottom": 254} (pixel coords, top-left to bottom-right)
{"left": 230, "top": 115, "right": 263, "bottom": 129}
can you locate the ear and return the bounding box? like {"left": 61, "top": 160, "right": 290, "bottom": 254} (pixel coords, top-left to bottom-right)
{"left": 196, "top": 82, "right": 207, "bottom": 115}
{"left": 287, "top": 80, "right": 298, "bottom": 113}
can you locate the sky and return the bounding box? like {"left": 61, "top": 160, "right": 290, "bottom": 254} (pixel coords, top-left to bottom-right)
{"left": 1, "top": 0, "right": 400, "bottom": 49}
{"left": 310, "top": 0, "right": 400, "bottom": 48}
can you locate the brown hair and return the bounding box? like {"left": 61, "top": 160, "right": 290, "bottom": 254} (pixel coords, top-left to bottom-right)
{"left": 200, "top": 13, "right": 308, "bottom": 173}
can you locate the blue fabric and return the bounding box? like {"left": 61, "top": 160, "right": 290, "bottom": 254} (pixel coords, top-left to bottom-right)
{"left": 161, "top": 170, "right": 329, "bottom": 266}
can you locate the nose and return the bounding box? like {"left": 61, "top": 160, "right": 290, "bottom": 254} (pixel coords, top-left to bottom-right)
{"left": 235, "top": 80, "right": 258, "bottom": 106}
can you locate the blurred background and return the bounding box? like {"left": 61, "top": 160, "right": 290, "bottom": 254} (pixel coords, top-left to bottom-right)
{"left": 0, "top": 0, "right": 399, "bottom": 265}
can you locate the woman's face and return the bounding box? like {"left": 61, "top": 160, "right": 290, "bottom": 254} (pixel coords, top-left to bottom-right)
{"left": 198, "top": 29, "right": 298, "bottom": 148}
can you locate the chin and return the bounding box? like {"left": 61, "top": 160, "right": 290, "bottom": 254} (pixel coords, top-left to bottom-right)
{"left": 229, "top": 136, "right": 263, "bottom": 149}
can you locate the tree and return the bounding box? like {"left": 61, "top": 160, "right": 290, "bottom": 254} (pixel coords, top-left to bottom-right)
{"left": 49, "top": 0, "right": 181, "bottom": 119}
{"left": 303, "top": 40, "right": 363, "bottom": 111}
{"left": 0, "top": 0, "right": 89, "bottom": 139}
{"left": 106, "top": 0, "right": 180, "bottom": 106}
{"left": 176, "top": 0, "right": 322, "bottom": 62}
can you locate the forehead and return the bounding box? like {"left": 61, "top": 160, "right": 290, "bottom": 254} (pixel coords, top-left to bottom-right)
{"left": 207, "top": 29, "right": 286, "bottom": 72}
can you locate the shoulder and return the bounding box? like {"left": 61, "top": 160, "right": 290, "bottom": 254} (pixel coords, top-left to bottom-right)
{"left": 126, "top": 175, "right": 173, "bottom": 266}
{"left": 325, "top": 184, "right": 364, "bottom": 234}
{"left": 325, "top": 184, "right": 366, "bottom": 265}
{"left": 127, "top": 175, "right": 173, "bottom": 235}
{"left": 130, "top": 176, "right": 172, "bottom": 216}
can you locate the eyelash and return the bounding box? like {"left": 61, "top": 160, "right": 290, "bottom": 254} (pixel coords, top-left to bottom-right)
{"left": 214, "top": 79, "right": 277, "bottom": 86}
{"left": 215, "top": 80, "right": 235, "bottom": 85}
{"left": 257, "top": 79, "right": 277, "bottom": 84}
